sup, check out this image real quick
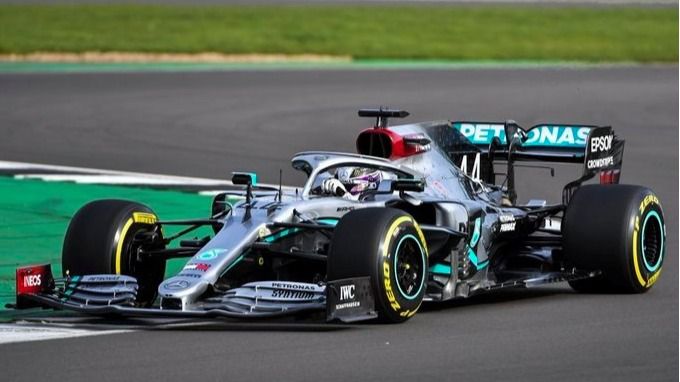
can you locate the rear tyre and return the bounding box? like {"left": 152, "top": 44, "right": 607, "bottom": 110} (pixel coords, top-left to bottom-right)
{"left": 328, "top": 208, "right": 428, "bottom": 323}
{"left": 563, "top": 185, "right": 665, "bottom": 293}
{"left": 62, "top": 199, "right": 166, "bottom": 306}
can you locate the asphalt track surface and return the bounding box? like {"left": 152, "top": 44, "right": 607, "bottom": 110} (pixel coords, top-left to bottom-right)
{"left": 0, "top": 66, "right": 677, "bottom": 381}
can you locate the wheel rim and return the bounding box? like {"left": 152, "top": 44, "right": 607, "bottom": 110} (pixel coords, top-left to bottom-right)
{"left": 393, "top": 234, "right": 426, "bottom": 300}
{"left": 121, "top": 224, "right": 164, "bottom": 306}
{"left": 641, "top": 211, "right": 664, "bottom": 272}
{"left": 121, "top": 224, "right": 146, "bottom": 275}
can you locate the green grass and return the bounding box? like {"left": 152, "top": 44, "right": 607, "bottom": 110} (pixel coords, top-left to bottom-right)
{"left": 0, "top": 177, "right": 218, "bottom": 309}
{"left": 0, "top": 5, "right": 677, "bottom": 62}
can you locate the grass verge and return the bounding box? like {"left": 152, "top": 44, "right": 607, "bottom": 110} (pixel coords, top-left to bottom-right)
{"left": 0, "top": 5, "right": 676, "bottom": 62}
{"left": 0, "top": 177, "right": 215, "bottom": 309}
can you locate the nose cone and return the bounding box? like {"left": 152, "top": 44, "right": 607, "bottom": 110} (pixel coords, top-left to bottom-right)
{"left": 158, "top": 276, "right": 207, "bottom": 308}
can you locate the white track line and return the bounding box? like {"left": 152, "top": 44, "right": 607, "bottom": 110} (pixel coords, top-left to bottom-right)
{"left": 0, "top": 159, "right": 235, "bottom": 184}
{"left": 15, "top": 174, "right": 230, "bottom": 186}
{"left": 0, "top": 324, "right": 131, "bottom": 345}
{"left": 0, "top": 159, "right": 296, "bottom": 191}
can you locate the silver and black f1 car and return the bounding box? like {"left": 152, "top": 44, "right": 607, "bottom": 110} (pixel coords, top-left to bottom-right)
{"left": 13, "top": 109, "right": 667, "bottom": 323}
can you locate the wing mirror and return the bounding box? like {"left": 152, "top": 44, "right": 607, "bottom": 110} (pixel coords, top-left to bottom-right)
{"left": 376, "top": 178, "right": 426, "bottom": 194}
{"left": 232, "top": 172, "right": 258, "bottom": 186}
{"left": 391, "top": 178, "right": 426, "bottom": 193}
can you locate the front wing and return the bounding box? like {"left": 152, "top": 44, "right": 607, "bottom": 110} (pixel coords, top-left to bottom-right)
{"left": 13, "top": 264, "right": 377, "bottom": 322}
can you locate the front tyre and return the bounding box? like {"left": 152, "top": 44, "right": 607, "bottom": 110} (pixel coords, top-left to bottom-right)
{"left": 564, "top": 185, "right": 666, "bottom": 293}
{"left": 328, "top": 208, "right": 428, "bottom": 323}
{"left": 62, "top": 199, "right": 166, "bottom": 306}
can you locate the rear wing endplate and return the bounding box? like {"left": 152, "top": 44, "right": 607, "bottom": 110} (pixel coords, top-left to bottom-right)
{"left": 451, "top": 122, "right": 625, "bottom": 203}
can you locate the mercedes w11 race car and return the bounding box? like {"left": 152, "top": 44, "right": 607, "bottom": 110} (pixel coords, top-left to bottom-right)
{"left": 12, "top": 109, "right": 666, "bottom": 323}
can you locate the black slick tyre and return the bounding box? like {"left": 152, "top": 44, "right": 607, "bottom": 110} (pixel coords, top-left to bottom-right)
{"left": 563, "top": 185, "right": 666, "bottom": 293}
{"left": 328, "top": 208, "right": 428, "bottom": 323}
{"left": 62, "top": 199, "right": 166, "bottom": 306}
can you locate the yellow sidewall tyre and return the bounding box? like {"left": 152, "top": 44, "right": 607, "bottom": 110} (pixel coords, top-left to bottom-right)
{"left": 564, "top": 185, "right": 665, "bottom": 293}
{"left": 328, "top": 208, "right": 429, "bottom": 323}
{"left": 62, "top": 199, "right": 166, "bottom": 306}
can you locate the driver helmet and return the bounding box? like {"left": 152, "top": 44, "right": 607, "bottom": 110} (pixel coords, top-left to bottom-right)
{"left": 337, "top": 167, "right": 383, "bottom": 195}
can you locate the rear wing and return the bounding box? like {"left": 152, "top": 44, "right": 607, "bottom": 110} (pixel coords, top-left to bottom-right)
{"left": 449, "top": 122, "right": 625, "bottom": 203}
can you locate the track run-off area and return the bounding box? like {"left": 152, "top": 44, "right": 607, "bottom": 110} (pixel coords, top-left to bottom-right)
{"left": 0, "top": 65, "right": 676, "bottom": 381}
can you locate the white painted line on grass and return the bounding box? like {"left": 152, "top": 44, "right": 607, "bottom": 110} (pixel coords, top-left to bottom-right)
{"left": 15, "top": 174, "right": 230, "bottom": 186}
{"left": 0, "top": 324, "right": 131, "bottom": 345}
{"left": 0, "top": 160, "right": 297, "bottom": 192}
{"left": 0, "top": 160, "right": 235, "bottom": 184}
